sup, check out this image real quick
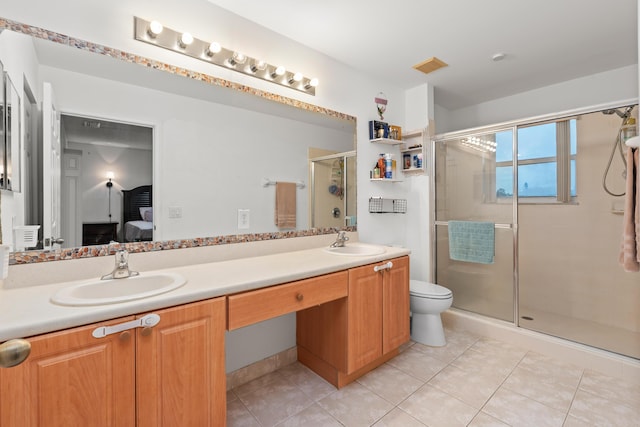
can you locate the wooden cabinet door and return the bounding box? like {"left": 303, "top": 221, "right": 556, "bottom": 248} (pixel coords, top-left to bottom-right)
{"left": 383, "top": 256, "right": 410, "bottom": 353}
{"left": 0, "top": 316, "right": 136, "bottom": 427}
{"left": 136, "top": 297, "right": 226, "bottom": 427}
{"left": 347, "top": 263, "right": 383, "bottom": 373}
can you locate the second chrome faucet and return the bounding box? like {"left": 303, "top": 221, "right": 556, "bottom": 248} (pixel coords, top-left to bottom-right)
{"left": 330, "top": 231, "right": 349, "bottom": 248}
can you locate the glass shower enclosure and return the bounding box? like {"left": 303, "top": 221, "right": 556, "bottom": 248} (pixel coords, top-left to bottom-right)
{"left": 433, "top": 107, "right": 640, "bottom": 360}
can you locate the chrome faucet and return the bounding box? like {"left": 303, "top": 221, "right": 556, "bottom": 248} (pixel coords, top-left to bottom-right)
{"left": 101, "top": 249, "right": 139, "bottom": 280}
{"left": 330, "top": 231, "right": 349, "bottom": 248}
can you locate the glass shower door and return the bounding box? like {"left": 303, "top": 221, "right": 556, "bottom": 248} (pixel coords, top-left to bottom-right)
{"left": 434, "top": 129, "right": 516, "bottom": 322}
{"left": 310, "top": 152, "right": 356, "bottom": 229}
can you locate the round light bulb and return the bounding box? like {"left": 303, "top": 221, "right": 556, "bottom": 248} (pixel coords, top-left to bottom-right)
{"left": 148, "top": 21, "right": 163, "bottom": 37}
{"left": 106, "top": 171, "right": 115, "bottom": 180}
{"left": 232, "top": 52, "right": 246, "bottom": 64}
{"left": 293, "top": 72, "right": 303, "bottom": 82}
{"left": 180, "top": 32, "right": 194, "bottom": 47}
{"left": 309, "top": 78, "right": 319, "bottom": 87}
{"left": 250, "top": 60, "right": 268, "bottom": 73}
{"left": 207, "top": 42, "right": 221, "bottom": 56}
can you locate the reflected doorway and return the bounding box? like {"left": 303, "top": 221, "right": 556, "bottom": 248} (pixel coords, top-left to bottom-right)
{"left": 60, "top": 114, "right": 153, "bottom": 248}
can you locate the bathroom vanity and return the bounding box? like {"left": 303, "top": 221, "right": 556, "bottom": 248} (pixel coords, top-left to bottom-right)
{"left": 0, "top": 244, "right": 410, "bottom": 427}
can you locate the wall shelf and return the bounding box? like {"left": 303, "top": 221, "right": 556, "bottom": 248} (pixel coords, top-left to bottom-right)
{"left": 400, "top": 129, "right": 426, "bottom": 175}
{"left": 369, "top": 178, "right": 403, "bottom": 182}
{"left": 369, "top": 137, "right": 403, "bottom": 145}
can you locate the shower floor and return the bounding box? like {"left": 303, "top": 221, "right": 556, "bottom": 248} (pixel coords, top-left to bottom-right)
{"left": 519, "top": 306, "right": 640, "bottom": 360}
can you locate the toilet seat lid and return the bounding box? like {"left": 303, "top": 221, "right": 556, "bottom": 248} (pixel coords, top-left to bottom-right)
{"left": 410, "top": 280, "right": 452, "bottom": 298}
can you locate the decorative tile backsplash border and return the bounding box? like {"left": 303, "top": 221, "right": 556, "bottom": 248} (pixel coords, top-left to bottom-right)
{"left": 0, "top": 16, "right": 357, "bottom": 265}
{"left": 11, "top": 227, "right": 356, "bottom": 265}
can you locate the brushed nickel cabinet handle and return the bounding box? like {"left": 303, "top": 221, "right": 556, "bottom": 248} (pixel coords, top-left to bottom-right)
{"left": 0, "top": 339, "right": 32, "bottom": 368}
{"left": 296, "top": 293, "right": 304, "bottom": 301}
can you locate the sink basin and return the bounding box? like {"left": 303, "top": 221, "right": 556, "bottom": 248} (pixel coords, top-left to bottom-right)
{"left": 323, "top": 243, "right": 386, "bottom": 256}
{"left": 51, "top": 272, "right": 187, "bottom": 306}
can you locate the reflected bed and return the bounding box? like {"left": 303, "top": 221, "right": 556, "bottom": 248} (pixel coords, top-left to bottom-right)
{"left": 122, "top": 185, "right": 152, "bottom": 242}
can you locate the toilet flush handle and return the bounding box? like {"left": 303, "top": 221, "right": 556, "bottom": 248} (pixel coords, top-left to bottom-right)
{"left": 373, "top": 261, "right": 393, "bottom": 273}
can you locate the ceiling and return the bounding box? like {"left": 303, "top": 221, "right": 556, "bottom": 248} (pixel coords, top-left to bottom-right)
{"left": 60, "top": 114, "right": 152, "bottom": 150}
{"left": 206, "top": 0, "right": 638, "bottom": 110}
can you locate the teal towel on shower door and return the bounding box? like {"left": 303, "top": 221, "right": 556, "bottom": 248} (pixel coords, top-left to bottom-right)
{"left": 448, "top": 221, "right": 495, "bottom": 264}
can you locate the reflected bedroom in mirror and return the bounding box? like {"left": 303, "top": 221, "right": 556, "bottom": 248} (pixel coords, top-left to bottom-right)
{"left": 0, "top": 21, "right": 356, "bottom": 258}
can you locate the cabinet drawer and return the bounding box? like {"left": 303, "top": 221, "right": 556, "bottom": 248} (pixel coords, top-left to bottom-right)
{"left": 227, "top": 271, "right": 348, "bottom": 330}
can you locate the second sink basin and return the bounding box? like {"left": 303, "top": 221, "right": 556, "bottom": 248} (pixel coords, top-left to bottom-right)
{"left": 323, "top": 243, "right": 386, "bottom": 256}
{"left": 51, "top": 272, "right": 187, "bottom": 306}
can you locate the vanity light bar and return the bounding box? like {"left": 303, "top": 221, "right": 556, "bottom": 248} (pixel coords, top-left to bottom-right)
{"left": 133, "top": 17, "right": 317, "bottom": 96}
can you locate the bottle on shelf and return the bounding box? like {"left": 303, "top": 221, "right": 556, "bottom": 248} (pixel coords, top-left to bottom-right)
{"left": 378, "top": 154, "right": 386, "bottom": 178}
{"left": 384, "top": 154, "right": 393, "bottom": 179}
{"left": 373, "top": 161, "right": 380, "bottom": 179}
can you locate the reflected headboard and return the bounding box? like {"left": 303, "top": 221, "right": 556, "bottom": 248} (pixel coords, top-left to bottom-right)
{"left": 122, "top": 185, "right": 152, "bottom": 225}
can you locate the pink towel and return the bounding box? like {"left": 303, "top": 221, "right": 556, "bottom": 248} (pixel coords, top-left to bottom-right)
{"left": 275, "top": 182, "right": 296, "bottom": 229}
{"left": 619, "top": 147, "right": 640, "bottom": 272}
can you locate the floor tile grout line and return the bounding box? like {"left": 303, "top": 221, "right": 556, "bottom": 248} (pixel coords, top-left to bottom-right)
{"left": 470, "top": 349, "right": 531, "bottom": 425}
{"left": 560, "top": 370, "right": 585, "bottom": 427}
{"left": 361, "top": 336, "right": 482, "bottom": 426}
{"left": 498, "top": 352, "right": 586, "bottom": 416}
{"left": 575, "top": 375, "right": 640, "bottom": 414}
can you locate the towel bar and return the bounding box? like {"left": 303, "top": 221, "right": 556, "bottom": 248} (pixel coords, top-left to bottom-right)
{"left": 262, "top": 178, "right": 305, "bottom": 189}
{"left": 434, "top": 221, "right": 512, "bottom": 229}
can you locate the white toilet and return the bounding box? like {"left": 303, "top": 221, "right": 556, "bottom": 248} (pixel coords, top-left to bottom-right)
{"left": 409, "top": 280, "right": 453, "bottom": 347}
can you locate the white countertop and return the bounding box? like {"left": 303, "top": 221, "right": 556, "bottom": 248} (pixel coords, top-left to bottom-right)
{"left": 0, "top": 244, "right": 410, "bottom": 341}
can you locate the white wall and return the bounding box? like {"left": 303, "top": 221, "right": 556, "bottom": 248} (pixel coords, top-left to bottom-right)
{"left": 438, "top": 65, "right": 639, "bottom": 133}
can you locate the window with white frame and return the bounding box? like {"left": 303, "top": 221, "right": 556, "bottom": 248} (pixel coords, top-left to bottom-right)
{"left": 495, "top": 119, "right": 577, "bottom": 202}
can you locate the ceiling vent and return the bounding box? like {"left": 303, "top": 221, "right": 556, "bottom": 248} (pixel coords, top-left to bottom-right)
{"left": 413, "top": 57, "right": 448, "bottom": 75}
{"left": 82, "top": 120, "right": 102, "bottom": 129}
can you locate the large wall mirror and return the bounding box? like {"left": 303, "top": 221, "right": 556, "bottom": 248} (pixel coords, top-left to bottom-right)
{"left": 0, "top": 20, "right": 357, "bottom": 259}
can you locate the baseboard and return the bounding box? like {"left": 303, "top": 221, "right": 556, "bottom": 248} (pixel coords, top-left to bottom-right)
{"left": 226, "top": 346, "right": 297, "bottom": 390}
{"left": 442, "top": 309, "right": 640, "bottom": 383}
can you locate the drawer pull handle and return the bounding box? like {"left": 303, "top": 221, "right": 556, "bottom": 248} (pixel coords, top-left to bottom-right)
{"left": 92, "top": 313, "right": 160, "bottom": 338}
{"left": 374, "top": 261, "right": 393, "bottom": 273}
{"left": 0, "top": 339, "right": 31, "bottom": 368}
{"left": 296, "top": 293, "right": 304, "bottom": 301}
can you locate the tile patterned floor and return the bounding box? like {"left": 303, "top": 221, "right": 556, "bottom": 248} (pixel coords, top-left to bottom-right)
{"left": 227, "top": 328, "right": 640, "bottom": 426}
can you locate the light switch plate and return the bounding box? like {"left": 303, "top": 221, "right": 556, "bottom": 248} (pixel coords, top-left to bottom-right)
{"left": 168, "top": 206, "right": 182, "bottom": 219}
{"left": 238, "top": 209, "right": 250, "bottom": 229}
